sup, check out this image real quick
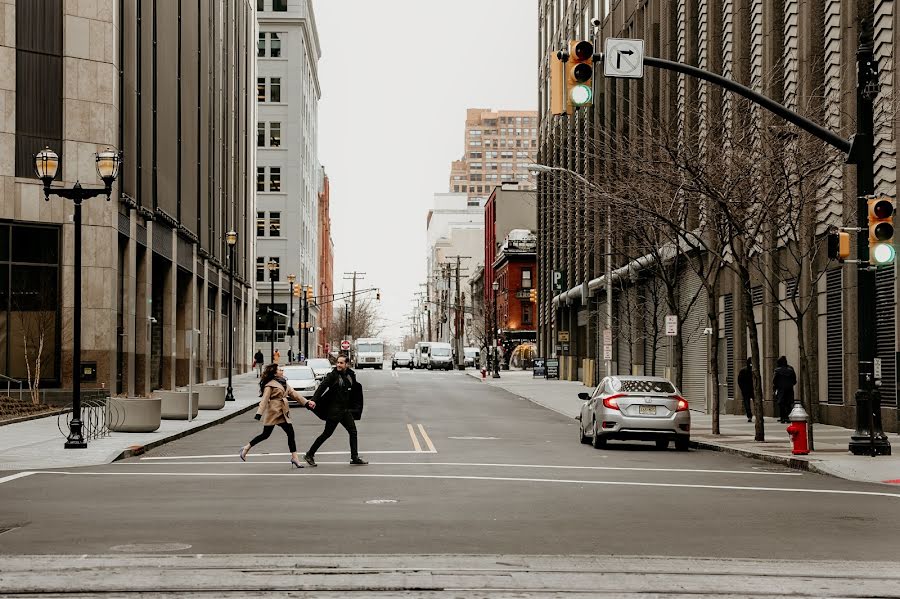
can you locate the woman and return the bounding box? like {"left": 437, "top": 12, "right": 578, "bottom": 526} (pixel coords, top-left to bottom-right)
{"left": 773, "top": 355, "right": 797, "bottom": 423}
{"left": 240, "top": 363, "right": 316, "bottom": 468}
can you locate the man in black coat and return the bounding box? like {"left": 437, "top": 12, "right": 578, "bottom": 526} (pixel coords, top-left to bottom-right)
{"left": 303, "top": 355, "right": 367, "bottom": 466}
{"left": 773, "top": 355, "right": 797, "bottom": 423}
{"left": 737, "top": 357, "right": 754, "bottom": 423}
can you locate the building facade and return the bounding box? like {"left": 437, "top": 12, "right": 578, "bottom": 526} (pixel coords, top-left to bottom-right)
{"left": 483, "top": 184, "right": 538, "bottom": 312}
{"left": 537, "top": 0, "right": 899, "bottom": 428}
{"left": 256, "top": 0, "right": 321, "bottom": 361}
{"left": 493, "top": 230, "right": 538, "bottom": 365}
{"left": 0, "top": 0, "right": 257, "bottom": 398}
{"left": 448, "top": 108, "right": 540, "bottom": 207}
{"left": 317, "top": 166, "right": 334, "bottom": 357}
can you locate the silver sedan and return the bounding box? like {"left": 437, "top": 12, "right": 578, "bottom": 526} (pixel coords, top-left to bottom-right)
{"left": 577, "top": 376, "right": 691, "bottom": 451}
{"left": 283, "top": 366, "right": 318, "bottom": 402}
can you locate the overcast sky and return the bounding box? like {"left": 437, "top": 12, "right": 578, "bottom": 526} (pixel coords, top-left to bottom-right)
{"left": 315, "top": 1, "right": 538, "bottom": 345}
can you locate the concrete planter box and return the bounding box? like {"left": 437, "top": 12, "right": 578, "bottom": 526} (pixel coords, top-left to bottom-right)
{"left": 197, "top": 385, "right": 226, "bottom": 410}
{"left": 157, "top": 390, "right": 200, "bottom": 420}
{"left": 106, "top": 397, "right": 162, "bottom": 433}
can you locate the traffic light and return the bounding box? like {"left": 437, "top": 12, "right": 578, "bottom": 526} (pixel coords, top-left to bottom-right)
{"left": 305, "top": 286, "right": 314, "bottom": 301}
{"left": 376, "top": 289, "right": 381, "bottom": 301}
{"left": 293, "top": 285, "right": 301, "bottom": 297}
{"left": 566, "top": 40, "right": 594, "bottom": 111}
{"left": 826, "top": 230, "right": 851, "bottom": 262}
{"left": 529, "top": 288, "right": 537, "bottom": 303}
{"left": 550, "top": 49, "right": 566, "bottom": 115}
{"left": 868, "top": 197, "right": 895, "bottom": 265}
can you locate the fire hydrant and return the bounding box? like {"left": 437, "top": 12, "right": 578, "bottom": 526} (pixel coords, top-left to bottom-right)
{"left": 480, "top": 368, "right": 487, "bottom": 380}
{"left": 786, "top": 402, "right": 810, "bottom": 455}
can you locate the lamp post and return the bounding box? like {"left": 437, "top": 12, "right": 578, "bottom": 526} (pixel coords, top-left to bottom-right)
{"left": 225, "top": 230, "right": 237, "bottom": 401}
{"left": 492, "top": 281, "right": 501, "bottom": 378}
{"left": 34, "top": 147, "right": 122, "bottom": 449}
{"left": 267, "top": 259, "right": 277, "bottom": 361}
{"left": 287, "top": 273, "right": 296, "bottom": 362}
{"left": 303, "top": 285, "right": 310, "bottom": 360}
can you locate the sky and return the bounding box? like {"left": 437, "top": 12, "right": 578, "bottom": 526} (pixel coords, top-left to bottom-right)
{"left": 314, "top": 0, "right": 539, "bottom": 345}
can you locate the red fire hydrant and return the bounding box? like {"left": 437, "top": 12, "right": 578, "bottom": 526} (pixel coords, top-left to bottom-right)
{"left": 786, "top": 402, "right": 810, "bottom": 455}
{"left": 481, "top": 368, "right": 487, "bottom": 380}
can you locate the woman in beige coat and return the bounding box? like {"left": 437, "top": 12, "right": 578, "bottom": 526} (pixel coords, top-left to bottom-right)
{"left": 240, "top": 364, "right": 316, "bottom": 468}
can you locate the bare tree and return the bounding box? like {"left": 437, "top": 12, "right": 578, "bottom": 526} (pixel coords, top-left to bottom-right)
{"left": 332, "top": 298, "right": 384, "bottom": 340}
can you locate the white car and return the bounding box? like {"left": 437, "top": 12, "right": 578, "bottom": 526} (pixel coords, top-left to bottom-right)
{"left": 282, "top": 366, "right": 318, "bottom": 402}
{"left": 305, "top": 358, "right": 333, "bottom": 380}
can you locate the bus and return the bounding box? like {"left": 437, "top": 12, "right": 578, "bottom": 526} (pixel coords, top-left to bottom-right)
{"left": 353, "top": 338, "right": 384, "bottom": 369}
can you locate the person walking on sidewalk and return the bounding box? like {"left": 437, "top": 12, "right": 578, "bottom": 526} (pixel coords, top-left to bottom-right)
{"left": 240, "top": 364, "right": 316, "bottom": 468}
{"left": 738, "top": 358, "right": 754, "bottom": 422}
{"left": 773, "top": 355, "right": 797, "bottom": 423}
{"left": 254, "top": 349, "right": 264, "bottom": 377}
{"left": 273, "top": 348, "right": 281, "bottom": 364}
{"left": 303, "top": 355, "right": 367, "bottom": 467}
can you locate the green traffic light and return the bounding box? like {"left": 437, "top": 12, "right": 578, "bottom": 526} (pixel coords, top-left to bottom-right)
{"left": 570, "top": 84, "right": 592, "bottom": 106}
{"left": 872, "top": 242, "right": 896, "bottom": 265}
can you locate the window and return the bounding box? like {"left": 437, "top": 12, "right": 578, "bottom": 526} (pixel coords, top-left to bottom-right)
{"left": 269, "top": 122, "right": 281, "bottom": 147}
{"left": 270, "top": 77, "right": 281, "bottom": 102}
{"left": 469, "top": 152, "right": 482, "bottom": 159}
{"left": 257, "top": 32, "right": 265, "bottom": 57}
{"left": 273, "top": 0, "right": 287, "bottom": 11}
{"left": 522, "top": 303, "right": 533, "bottom": 326}
{"left": 256, "top": 257, "right": 265, "bottom": 282}
{"left": 470, "top": 174, "right": 482, "bottom": 181}
{"left": 269, "top": 167, "right": 281, "bottom": 192}
{"left": 257, "top": 78, "right": 265, "bottom": 102}
{"left": 269, "top": 212, "right": 281, "bottom": 237}
{"left": 256, "top": 212, "right": 266, "bottom": 236}
{"left": 470, "top": 162, "right": 482, "bottom": 170}
{"left": 257, "top": 122, "right": 265, "bottom": 147}
{"left": 270, "top": 33, "right": 281, "bottom": 57}
{"left": 256, "top": 167, "right": 265, "bottom": 192}
{"left": 522, "top": 268, "right": 532, "bottom": 288}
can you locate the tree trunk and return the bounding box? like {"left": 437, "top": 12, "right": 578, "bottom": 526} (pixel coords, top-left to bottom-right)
{"left": 795, "top": 312, "right": 815, "bottom": 450}
{"left": 707, "top": 285, "right": 721, "bottom": 434}
{"left": 738, "top": 260, "right": 765, "bottom": 441}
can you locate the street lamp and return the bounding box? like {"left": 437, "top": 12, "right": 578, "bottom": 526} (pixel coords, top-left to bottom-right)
{"left": 303, "top": 285, "right": 310, "bottom": 361}
{"left": 524, "top": 163, "right": 612, "bottom": 378}
{"left": 267, "top": 259, "right": 277, "bottom": 361}
{"left": 492, "top": 281, "right": 501, "bottom": 378}
{"left": 287, "top": 273, "right": 296, "bottom": 362}
{"left": 225, "top": 230, "right": 237, "bottom": 401}
{"left": 35, "top": 147, "right": 122, "bottom": 449}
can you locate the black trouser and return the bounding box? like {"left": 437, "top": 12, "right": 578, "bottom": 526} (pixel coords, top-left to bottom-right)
{"left": 249, "top": 423, "right": 296, "bottom": 453}
{"left": 779, "top": 399, "right": 793, "bottom": 422}
{"left": 742, "top": 394, "right": 753, "bottom": 420}
{"left": 307, "top": 411, "right": 358, "bottom": 459}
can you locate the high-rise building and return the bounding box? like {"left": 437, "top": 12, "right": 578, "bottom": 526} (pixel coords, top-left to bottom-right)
{"left": 256, "top": 0, "right": 321, "bottom": 361}
{"left": 449, "top": 109, "right": 539, "bottom": 207}
{"left": 0, "top": 0, "right": 257, "bottom": 397}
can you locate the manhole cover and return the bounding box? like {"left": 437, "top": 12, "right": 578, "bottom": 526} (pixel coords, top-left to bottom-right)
{"left": 110, "top": 542, "right": 193, "bottom": 553}
{"left": 365, "top": 499, "right": 398, "bottom": 504}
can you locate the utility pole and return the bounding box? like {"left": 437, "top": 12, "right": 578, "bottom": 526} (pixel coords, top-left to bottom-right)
{"left": 445, "top": 255, "right": 471, "bottom": 369}
{"left": 343, "top": 272, "right": 365, "bottom": 340}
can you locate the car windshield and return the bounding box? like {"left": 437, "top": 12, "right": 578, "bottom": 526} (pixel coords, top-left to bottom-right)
{"left": 306, "top": 359, "right": 331, "bottom": 370}
{"left": 464, "top": 349, "right": 478, "bottom": 357}
{"left": 618, "top": 379, "right": 676, "bottom": 394}
{"left": 432, "top": 348, "right": 451, "bottom": 357}
{"left": 283, "top": 367, "right": 315, "bottom": 380}
{"left": 358, "top": 344, "right": 382, "bottom": 353}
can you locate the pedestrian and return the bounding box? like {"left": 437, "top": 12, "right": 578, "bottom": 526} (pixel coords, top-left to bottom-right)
{"left": 273, "top": 348, "right": 281, "bottom": 364}
{"left": 737, "top": 357, "right": 754, "bottom": 422}
{"left": 287, "top": 348, "right": 294, "bottom": 364}
{"left": 773, "top": 355, "right": 797, "bottom": 423}
{"left": 302, "top": 354, "right": 367, "bottom": 467}
{"left": 253, "top": 349, "right": 264, "bottom": 378}
{"left": 239, "top": 363, "right": 316, "bottom": 468}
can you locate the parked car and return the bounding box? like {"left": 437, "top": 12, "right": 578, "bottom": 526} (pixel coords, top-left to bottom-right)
{"left": 305, "top": 358, "right": 333, "bottom": 380}
{"left": 392, "top": 351, "right": 413, "bottom": 370}
{"left": 577, "top": 376, "right": 691, "bottom": 451}
{"left": 463, "top": 347, "right": 480, "bottom": 368}
{"left": 282, "top": 366, "right": 318, "bottom": 402}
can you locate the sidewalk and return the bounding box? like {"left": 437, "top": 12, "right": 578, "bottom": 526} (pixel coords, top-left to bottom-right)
{"left": 466, "top": 369, "right": 900, "bottom": 485}
{"left": 0, "top": 373, "right": 261, "bottom": 472}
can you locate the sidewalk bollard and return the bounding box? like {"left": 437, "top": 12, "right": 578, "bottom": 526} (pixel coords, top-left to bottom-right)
{"left": 786, "top": 402, "right": 810, "bottom": 455}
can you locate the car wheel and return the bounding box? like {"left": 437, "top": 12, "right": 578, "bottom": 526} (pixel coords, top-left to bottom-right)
{"left": 591, "top": 422, "right": 607, "bottom": 449}
{"left": 579, "top": 421, "right": 590, "bottom": 444}
{"left": 655, "top": 439, "right": 669, "bottom": 450}
{"left": 427, "top": 364, "right": 432, "bottom": 370}
{"left": 675, "top": 437, "right": 690, "bottom": 452}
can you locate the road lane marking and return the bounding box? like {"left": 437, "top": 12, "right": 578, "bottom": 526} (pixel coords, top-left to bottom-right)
{"left": 417, "top": 424, "right": 436, "bottom": 453}
{"left": 140, "top": 450, "right": 430, "bottom": 461}
{"left": 29, "top": 471, "right": 900, "bottom": 499}
{"left": 119, "top": 461, "right": 803, "bottom": 476}
{"left": 0, "top": 471, "right": 36, "bottom": 486}
{"left": 407, "top": 424, "right": 422, "bottom": 452}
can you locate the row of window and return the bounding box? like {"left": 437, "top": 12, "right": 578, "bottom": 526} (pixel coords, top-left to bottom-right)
{"left": 471, "top": 162, "right": 520, "bottom": 171}
{"left": 256, "top": 256, "right": 281, "bottom": 281}
{"left": 470, "top": 128, "right": 537, "bottom": 137}
{"left": 475, "top": 116, "right": 537, "bottom": 128}
{"left": 470, "top": 151, "right": 531, "bottom": 159}
{"left": 469, "top": 139, "right": 534, "bottom": 148}
{"left": 257, "top": 121, "right": 281, "bottom": 147}
{"left": 257, "top": 0, "right": 288, "bottom": 12}
{"left": 257, "top": 166, "right": 281, "bottom": 192}
{"left": 258, "top": 32, "right": 282, "bottom": 58}
{"left": 257, "top": 211, "right": 281, "bottom": 237}
{"left": 257, "top": 77, "right": 282, "bottom": 103}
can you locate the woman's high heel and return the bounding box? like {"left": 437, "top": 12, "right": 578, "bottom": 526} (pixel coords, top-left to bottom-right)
{"left": 290, "top": 457, "right": 305, "bottom": 469}
{"left": 239, "top": 445, "right": 250, "bottom": 462}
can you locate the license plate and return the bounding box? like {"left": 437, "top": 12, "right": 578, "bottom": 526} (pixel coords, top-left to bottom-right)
{"left": 639, "top": 405, "right": 657, "bottom": 415}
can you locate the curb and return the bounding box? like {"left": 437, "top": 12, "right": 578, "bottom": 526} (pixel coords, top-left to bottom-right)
{"left": 692, "top": 438, "right": 814, "bottom": 472}
{"left": 113, "top": 402, "right": 259, "bottom": 461}
{"left": 0, "top": 407, "right": 70, "bottom": 427}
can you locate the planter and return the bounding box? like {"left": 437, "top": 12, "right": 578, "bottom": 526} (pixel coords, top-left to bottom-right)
{"left": 197, "top": 385, "right": 226, "bottom": 410}
{"left": 156, "top": 390, "right": 200, "bottom": 420}
{"left": 106, "top": 397, "right": 162, "bottom": 433}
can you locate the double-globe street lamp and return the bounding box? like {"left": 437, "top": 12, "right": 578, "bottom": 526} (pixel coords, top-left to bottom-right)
{"left": 34, "top": 147, "right": 122, "bottom": 449}
{"left": 225, "top": 230, "right": 237, "bottom": 402}
{"left": 491, "top": 281, "right": 501, "bottom": 378}
{"left": 267, "top": 259, "right": 277, "bottom": 362}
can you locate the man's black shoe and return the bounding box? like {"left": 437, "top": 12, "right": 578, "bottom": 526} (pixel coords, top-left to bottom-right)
{"left": 350, "top": 457, "right": 368, "bottom": 465}
{"left": 303, "top": 454, "right": 317, "bottom": 467}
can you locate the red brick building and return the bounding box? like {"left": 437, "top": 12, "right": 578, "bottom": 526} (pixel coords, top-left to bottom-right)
{"left": 492, "top": 231, "right": 537, "bottom": 361}
{"left": 317, "top": 169, "right": 334, "bottom": 357}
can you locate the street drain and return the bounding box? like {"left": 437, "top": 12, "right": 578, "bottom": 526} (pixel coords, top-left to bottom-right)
{"left": 110, "top": 542, "right": 193, "bottom": 553}
{"left": 365, "top": 499, "right": 398, "bottom": 504}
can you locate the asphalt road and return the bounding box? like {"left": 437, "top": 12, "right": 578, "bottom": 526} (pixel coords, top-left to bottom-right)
{"left": 2, "top": 367, "right": 899, "bottom": 596}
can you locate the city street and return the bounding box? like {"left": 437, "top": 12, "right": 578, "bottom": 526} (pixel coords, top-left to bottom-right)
{"left": 2, "top": 368, "right": 899, "bottom": 595}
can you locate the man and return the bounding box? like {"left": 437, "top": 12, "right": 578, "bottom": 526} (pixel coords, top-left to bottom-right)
{"left": 773, "top": 355, "right": 797, "bottom": 423}
{"left": 303, "top": 355, "right": 367, "bottom": 466}
{"left": 254, "top": 348, "right": 264, "bottom": 378}
{"left": 737, "top": 357, "right": 754, "bottom": 422}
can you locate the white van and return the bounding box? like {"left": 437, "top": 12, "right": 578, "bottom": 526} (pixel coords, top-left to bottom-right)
{"left": 354, "top": 338, "right": 384, "bottom": 369}
{"left": 463, "top": 347, "right": 480, "bottom": 368}
{"left": 414, "top": 341, "right": 431, "bottom": 369}
{"left": 428, "top": 342, "right": 453, "bottom": 370}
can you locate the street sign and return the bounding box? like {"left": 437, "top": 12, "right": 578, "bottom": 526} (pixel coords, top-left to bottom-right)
{"left": 874, "top": 357, "right": 882, "bottom": 379}
{"left": 533, "top": 358, "right": 546, "bottom": 378}
{"left": 340, "top": 340, "right": 351, "bottom": 351}
{"left": 604, "top": 38, "right": 644, "bottom": 79}
{"left": 603, "top": 345, "right": 613, "bottom": 361}
{"left": 558, "top": 331, "right": 570, "bottom": 343}
{"left": 665, "top": 315, "right": 678, "bottom": 336}
{"left": 545, "top": 358, "right": 560, "bottom": 380}
{"left": 603, "top": 329, "right": 612, "bottom": 346}
{"left": 552, "top": 270, "right": 566, "bottom": 291}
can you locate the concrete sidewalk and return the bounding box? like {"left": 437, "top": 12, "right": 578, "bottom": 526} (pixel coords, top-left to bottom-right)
{"left": 0, "top": 373, "right": 261, "bottom": 472}
{"left": 467, "top": 369, "right": 900, "bottom": 485}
